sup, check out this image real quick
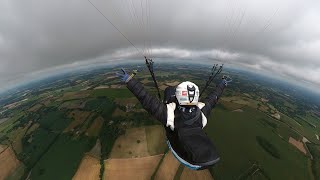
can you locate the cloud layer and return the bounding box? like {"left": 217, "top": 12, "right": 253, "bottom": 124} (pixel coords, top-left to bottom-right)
{"left": 0, "top": 0, "right": 320, "bottom": 91}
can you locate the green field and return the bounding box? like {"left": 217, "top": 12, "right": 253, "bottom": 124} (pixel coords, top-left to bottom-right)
{"left": 0, "top": 112, "right": 25, "bottom": 134}
{"left": 31, "top": 134, "right": 95, "bottom": 180}
{"left": 91, "top": 88, "right": 133, "bottom": 99}
{"left": 84, "top": 97, "right": 115, "bottom": 113}
{"left": 280, "top": 113, "right": 320, "bottom": 144}
{"left": 19, "top": 128, "right": 58, "bottom": 168}
{"left": 307, "top": 144, "right": 320, "bottom": 179}
{"left": 206, "top": 106, "right": 312, "bottom": 180}
{"left": 39, "top": 110, "right": 72, "bottom": 131}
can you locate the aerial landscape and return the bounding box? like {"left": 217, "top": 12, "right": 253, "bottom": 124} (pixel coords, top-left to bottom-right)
{"left": 0, "top": 63, "right": 319, "bottom": 179}
{"left": 0, "top": 0, "right": 320, "bottom": 180}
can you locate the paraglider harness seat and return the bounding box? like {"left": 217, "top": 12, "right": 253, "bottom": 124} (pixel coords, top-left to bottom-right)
{"left": 163, "top": 86, "right": 220, "bottom": 170}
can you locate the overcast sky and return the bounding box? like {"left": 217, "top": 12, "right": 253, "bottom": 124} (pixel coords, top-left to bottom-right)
{"left": 0, "top": 0, "right": 320, "bottom": 92}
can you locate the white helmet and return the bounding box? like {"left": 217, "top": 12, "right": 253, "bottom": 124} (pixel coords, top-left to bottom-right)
{"left": 175, "top": 81, "right": 199, "bottom": 105}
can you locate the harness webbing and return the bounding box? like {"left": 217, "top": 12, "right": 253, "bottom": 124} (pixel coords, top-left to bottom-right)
{"left": 145, "top": 56, "right": 161, "bottom": 99}
{"left": 200, "top": 64, "right": 223, "bottom": 97}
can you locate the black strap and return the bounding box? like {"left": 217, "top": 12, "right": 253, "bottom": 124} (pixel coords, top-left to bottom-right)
{"left": 145, "top": 56, "right": 161, "bottom": 99}
{"left": 184, "top": 109, "right": 201, "bottom": 125}
{"left": 199, "top": 64, "right": 223, "bottom": 98}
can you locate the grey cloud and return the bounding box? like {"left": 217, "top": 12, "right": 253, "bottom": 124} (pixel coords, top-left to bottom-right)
{"left": 0, "top": 0, "right": 320, "bottom": 91}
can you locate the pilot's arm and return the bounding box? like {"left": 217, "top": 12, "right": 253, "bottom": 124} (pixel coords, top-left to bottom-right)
{"left": 126, "top": 78, "right": 168, "bottom": 125}
{"left": 200, "top": 79, "right": 229, "bottom": 117}
{"left": 116, "top": 68, "right": 168, "bottom": 125}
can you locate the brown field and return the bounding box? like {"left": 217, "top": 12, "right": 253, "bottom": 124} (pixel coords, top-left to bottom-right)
{"left": 222, "top": 96, "right": 259, "bottom": 109}
{"left": 81, "top": 86, "right": 92, "bottom": 91}
{"left": 159, "top": 84, "right": 168, "bottom": 91}
{"left": 220, "top": 100, "right": 244, "bottom": 111}
{"left": 88, "top": 139, "right": 101, "bottom": 158}
{"left": 165, "top": 81, "right": 180, "bottom": 86}
{"left": 59, "top": 100, "right": 87, "bottom": 110}
{"left": 41, "top": 95, "right": 54, "bottom": 106}
{"left": 3, "top": 101, "right": 21, "bottom": 109}
{"left": 0, "top": 146, "right": 21, "bottom": 180}
{"left": 258, "top": 105, "right": 270, "bottom": 113}
{"left": 65, "top": 110, "right": 91, "bottom": 132}
{"left": 271, "top": 113, "right": 281, "bottom": 120}
{"left": 154, "top": 151, "right": 180, "bottom": 180}
{"left": 110, "top": 127, "right": 149, "bottom": 158}
{"left": 114, "top": 97, "right": 138, "bottom": 106}
{"left": 104, "top": 154, "right": 163, "bottom": 180}
{"left": 180, "top": 167, "right": 213, "bottom": 180}
{"left": 73, "top": 155, "right": 101, "bottom": 180}
{"left": 86, "top": 116, "right": 104, "bottom": 137}
{"left": 94, "top": 85, "right": 110, "bottom": 89}
{"left": 7, "top": 124, "right": 30, "bottom": 154}
{"left": 106, "top": 75, "right": 117, "bottom": 79}
{"left": 233, "top": 109, "right": 244, "bottom": 112}
{"left": 28, "top": 104, "right": 43, "bottom": 112}
{"left": 145, "top": 125, "right": 167, "bottom": 155}
{"left": 110, "top": 84, "right": 123, "bottom": 88}
{"left": 114, "top": 97, "right": 139, "bottom": 113}
{"left": 58, "top": 91, "right": 90, "bottom": 101}
{"left": 289, "top": 137, "right": 307, "bottom": 155}
{"left": 141, "top": 78, "right": 151, "bottom": 84}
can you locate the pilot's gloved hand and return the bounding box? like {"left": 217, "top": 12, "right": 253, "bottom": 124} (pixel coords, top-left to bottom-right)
{"left": 115, "top": 68, "right": 132, "bottom": 83}
{"left": 221, "top": 75, "right": 232, "bottom": 86}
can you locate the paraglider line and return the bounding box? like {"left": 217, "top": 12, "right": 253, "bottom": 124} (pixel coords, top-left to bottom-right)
{"left": 87, "top": 0, "right": 143, "bottom": 56}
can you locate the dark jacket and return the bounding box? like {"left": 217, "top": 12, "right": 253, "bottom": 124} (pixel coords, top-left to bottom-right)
{"left": 126, "top": 78, "right": 225, "bottom": 165}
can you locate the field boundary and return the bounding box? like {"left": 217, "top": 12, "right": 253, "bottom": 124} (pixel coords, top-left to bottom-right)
{"left": 151, "top": 149, "right": 168, "bottom": 180}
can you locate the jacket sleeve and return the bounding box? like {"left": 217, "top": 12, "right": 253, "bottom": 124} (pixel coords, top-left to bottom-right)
{"left": 201, "top": 81, "right": 226, "bottom": 117}
{"left": 126, "top": 78, "right": 167, "bottom": 125}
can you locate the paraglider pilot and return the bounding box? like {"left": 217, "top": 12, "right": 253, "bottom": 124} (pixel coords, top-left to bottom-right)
{"left": 116, "top": 68, "right": 231, "bottom": 170}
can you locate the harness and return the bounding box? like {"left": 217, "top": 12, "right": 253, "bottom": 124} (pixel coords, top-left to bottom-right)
{"left": 164, "top": 102, "right": 220, "bottom": 170}
{"left": 166, "top": 102, "right": 207, "bottom": 131}
{"left": 167, "top": 141, "right": 202, "bottom": 170}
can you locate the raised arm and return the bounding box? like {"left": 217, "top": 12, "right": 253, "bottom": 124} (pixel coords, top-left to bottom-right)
{"left": 201, "top": 76, "right": 232, "bottom": 117}
{"left": 126, "top": 78, "right": 168, "bottom": 125}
